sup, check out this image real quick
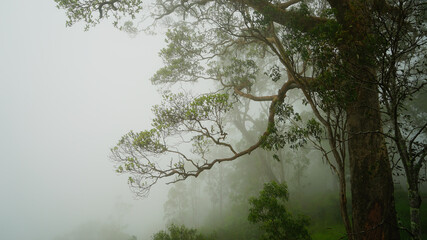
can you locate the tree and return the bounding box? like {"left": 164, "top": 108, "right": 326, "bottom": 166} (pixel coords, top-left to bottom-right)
{"left": 374, "top": 1, "right": 427, "bottom": 238}
{"left": 55, "top": 0, "right": 427, "bottom": 239}
{"left": 248, "top": 181, "right": 311, "bottom": 240}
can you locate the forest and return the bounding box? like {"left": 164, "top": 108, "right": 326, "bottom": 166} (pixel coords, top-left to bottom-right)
{"left": 54, "top": 0, "right": 426, "bottom": 239}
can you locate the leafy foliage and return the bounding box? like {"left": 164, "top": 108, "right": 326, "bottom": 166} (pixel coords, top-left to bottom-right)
{"left": 261, "top": 101, "right": 323, "bottom": 151}
{"left": 54, "top": 0, "right": 143, "bottom": 30}
{"left": 151, "top": 24, "right": 207, "bottom": 84}
{"left": 248, "top": 181, "right": 311, "bottom": 240}
{"left": 111, "top": 92, "right": 234, "bottom": 196}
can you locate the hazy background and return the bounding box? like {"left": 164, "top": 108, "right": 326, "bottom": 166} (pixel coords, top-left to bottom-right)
{"left": 0, "top": 1, "right": 169, "bottom": 239}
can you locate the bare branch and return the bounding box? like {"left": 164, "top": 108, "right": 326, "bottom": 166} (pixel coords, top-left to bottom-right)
{"left": 98, "top": 0, "right": 119, "bottom": 18}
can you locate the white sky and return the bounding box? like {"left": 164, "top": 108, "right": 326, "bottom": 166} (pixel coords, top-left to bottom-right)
{"left": 0, "top": 1, "right": 169, "bottom": 239}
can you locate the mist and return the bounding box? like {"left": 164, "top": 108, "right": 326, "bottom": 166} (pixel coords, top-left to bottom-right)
{"left": 0, "top": 1, "right": 169, "bottom": 239}
{"left": 1, "top": 1, "right": 426, "bottom": 240}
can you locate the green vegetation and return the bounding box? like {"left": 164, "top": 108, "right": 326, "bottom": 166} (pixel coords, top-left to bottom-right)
{"left": 248, "top": 181, "right": 311, "bottom": 240}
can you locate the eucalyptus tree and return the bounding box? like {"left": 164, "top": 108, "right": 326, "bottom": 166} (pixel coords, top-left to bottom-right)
{"left": 374, "top": 2, "right": 427, "bottom": 238}
{"left": 55, "top": 0, "right": 427, "bottom": 239}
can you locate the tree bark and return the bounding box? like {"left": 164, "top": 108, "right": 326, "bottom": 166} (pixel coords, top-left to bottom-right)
{"left": 346, "top": 73, "right": 400, "bottom": 240}
{"left": 328, "top": 1, "right": 401, "bottom": 238}
{"left": 408, "top": 181, "right": 422, "bottom": 240}
{"left": 338, "top": 174, "right": 353, "bottom": 240}
{"left": 394, "top": 118, "right": 422, "bottom": 240}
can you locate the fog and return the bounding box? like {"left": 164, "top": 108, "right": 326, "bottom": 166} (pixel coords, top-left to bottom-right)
{"left": 0, "top": 1, "right": 169, "bottom": 239}
{"left": 1, "top": 1, "right": 426, "bottom": 240}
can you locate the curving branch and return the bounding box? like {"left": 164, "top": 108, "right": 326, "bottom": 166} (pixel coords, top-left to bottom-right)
{"left": 111, "top": 80, "right": 295, "bottom": 197}
{"left": 98, "top": 0, "right": 120, "bottom": 18}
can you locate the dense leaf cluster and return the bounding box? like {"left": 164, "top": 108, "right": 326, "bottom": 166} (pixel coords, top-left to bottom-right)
{"left": 248, "top": 181, "right": 311, "bottom": 240}
{"left": 54, "top": 0, "right": 143, "bottom": 30}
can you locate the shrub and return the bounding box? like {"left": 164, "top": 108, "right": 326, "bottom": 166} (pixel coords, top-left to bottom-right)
{"left": 248, "top": 181, "right": 311, "bottom": 240}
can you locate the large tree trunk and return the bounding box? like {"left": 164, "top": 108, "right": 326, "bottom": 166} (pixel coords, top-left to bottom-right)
{"left": 327, "top": 1, "right": 401, "bottom": 238}
{"left": 346, "top": 74, "right": 400, "bottom": 240}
